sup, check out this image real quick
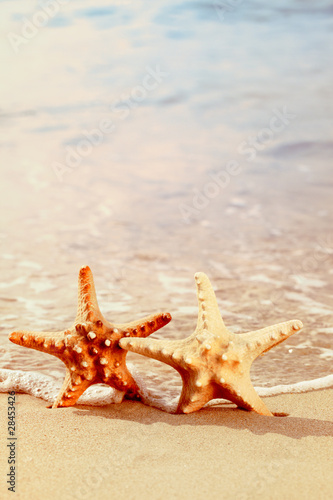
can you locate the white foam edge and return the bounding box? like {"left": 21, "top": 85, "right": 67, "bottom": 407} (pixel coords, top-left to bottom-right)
{"left": 0, "top": 368, "right": 125, "bottom": 406}
{"left": 0, "top": 367, "right": 332, "bottom": 414}
{"left": 256, "top": 374, "right": 333, "bottom": 396}
{"left": 0, "top": 364, "right": 178, "bottom": 412}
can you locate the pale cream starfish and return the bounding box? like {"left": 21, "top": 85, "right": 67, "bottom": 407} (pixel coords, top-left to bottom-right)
{"left": 9, "top": 266, "right": 171, "bottom": 408}
{"left": 120, "top": 272, "right": 303, "bottom": 416}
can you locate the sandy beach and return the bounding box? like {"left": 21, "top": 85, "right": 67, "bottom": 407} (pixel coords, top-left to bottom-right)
{"left": 1, "top": 390, "right": 332, "bottom": 500}
{"left": 1, "top": 2, "right": 332, "bottom": 499}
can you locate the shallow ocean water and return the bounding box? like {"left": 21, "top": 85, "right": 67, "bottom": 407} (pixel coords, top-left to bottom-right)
{"left": 0, "top": 0, "right": 332, "bottom": 406}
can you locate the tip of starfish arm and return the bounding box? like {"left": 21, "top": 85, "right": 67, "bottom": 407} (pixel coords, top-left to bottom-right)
{"left": 292, "top": 320, "right": 303, "bottom": 331}
{"left": 194, "top": 272, "right": 208, "bottom": 282}
{"left": 80, "top": 265, "right": 92, "bottom": 274}
{"left": 162, "top": 312, "right": 172, "bottom": 322}
{"left": 9, "top": 331, "right": 17, "bottom": 342}
{"left": 9, "top": 331, "right": 24, "bottom": 344}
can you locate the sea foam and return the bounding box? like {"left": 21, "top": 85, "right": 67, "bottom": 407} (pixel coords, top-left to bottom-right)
{"left": 0, "top": 367, "right": 332, "bottom": 414}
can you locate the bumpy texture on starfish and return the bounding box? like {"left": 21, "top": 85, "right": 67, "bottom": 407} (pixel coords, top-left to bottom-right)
{"left": 120, "top": 272, "right": 303, "bottom": 416}
{"left": 9, "top": 266, "right": 171, "bottom": 408}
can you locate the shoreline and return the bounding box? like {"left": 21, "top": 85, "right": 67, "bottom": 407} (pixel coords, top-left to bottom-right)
{"left": 1, "top": 368, "right": 333, "bottom": 412}
{"left": 1, "top": 390, "right": 332, "bottom": 500}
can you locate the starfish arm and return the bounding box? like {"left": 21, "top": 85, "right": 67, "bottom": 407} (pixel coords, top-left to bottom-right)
{"left": 51, "top": 369, "right": 92, "bottom": 408}
{"left": 237, "top": 385, "right": 273, "bottom": 416}
{"left": 241, "top": 319, "right": 303, "bottom": 360}
{"left": 119, "top": 337, "right": 182, "bottom": 367}
{"left": 177, "top": 380, "right": 213, "bottom": 414}
{"left": 118, "top": 312, "right": 171, "bottom": 338}
{"left": 109, "top": 366, "right": 140, "bottom": 400}
{"left": 9, "top": 330, "right": 66, "bottom": 357}
{"left": 194, "top": 273, "right": 229, "bottom": 338}
{"left": 76, "top": 266, "right": 103, "bottom": 323}
{"left": 217, "top": 375, "right": 273, "bottom": 416}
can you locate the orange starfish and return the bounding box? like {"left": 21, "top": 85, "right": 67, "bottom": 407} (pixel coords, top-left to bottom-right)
{"left": 120, "top": 272, "right": 303, "bottom": 416}
{"left": 9, "top": 266, "right": 171, "bottom": 408}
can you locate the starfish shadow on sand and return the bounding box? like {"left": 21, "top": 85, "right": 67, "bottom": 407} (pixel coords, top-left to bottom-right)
{"left": 72, "top": 398, "right": 333, "bottom": 440}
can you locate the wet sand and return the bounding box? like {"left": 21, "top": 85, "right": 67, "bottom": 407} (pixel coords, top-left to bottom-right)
{"left": 0, "top": 391, "right": 332, "bottom": 500}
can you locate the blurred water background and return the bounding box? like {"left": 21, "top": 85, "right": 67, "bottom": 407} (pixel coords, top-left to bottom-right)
{"left": 0, "top": 0, "right": 332, "bottom": 398}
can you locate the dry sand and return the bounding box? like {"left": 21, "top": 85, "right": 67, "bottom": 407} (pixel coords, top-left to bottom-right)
{"left": 1, "top": 390, "right": 332, "bottom": 500}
